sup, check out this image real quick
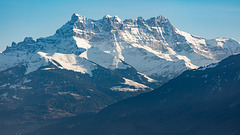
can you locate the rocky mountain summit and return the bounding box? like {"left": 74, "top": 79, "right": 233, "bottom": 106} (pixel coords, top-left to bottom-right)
{"left": 2, "top": 13, "right": 240, "bottom": 80}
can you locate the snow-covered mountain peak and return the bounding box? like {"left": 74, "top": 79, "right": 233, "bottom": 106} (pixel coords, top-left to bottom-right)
{"left": 103, "top": 15, "right": 112, "bottom": 19}
{"left": 145, "top": 16, "right": 172, "bottom": 27}
{"left": 123, "top": 18, "right": 133, "bottom": 24}
{"left": 23, "top": 37, "right": 35, "bottom": 43}
{"left": 11, "top": 42, "right": 17, "bottom": 46}
{"left": 156, "top": 15, "right": 169, "bottom": 22}
{"left": 71, "top": 13, "right": 87, "bottom": 22}
{"left": 134, "top": 15, "right": 171, "bottom": 26}
{"left": 100, "top": 15, "right": 123, "bottom": 30}
{"left": 113, "top": 16, "right": 122, "bottom": 22}
{"left": 1, "top": 13, "right": 240, "bottom": 82}
{"left": 146, "top": 16, "right": 169, "bottom": 22}
{"left": 102, "top": 15, "right": 121, "bottom": 21}
{"left": 137, "top": 16, "right": 144, "bottom": 21}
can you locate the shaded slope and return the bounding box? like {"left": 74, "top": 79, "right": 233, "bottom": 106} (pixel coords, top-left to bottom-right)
{"left": 0, "top": 63, "right": 150, "bottom": 134}
{"left": 30, "top": 54, "right": 240, "bottom": 135}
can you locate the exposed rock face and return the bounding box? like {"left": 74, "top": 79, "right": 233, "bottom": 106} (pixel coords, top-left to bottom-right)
{"left": 2, "top": 13, "right": 240, "bottom": 79}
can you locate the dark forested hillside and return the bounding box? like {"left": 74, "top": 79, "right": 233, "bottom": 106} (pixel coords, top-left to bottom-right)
{"left": 30, "top": 54, "right": 240, "bottom": 135}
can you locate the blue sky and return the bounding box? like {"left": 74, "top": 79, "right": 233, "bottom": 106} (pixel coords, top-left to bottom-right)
{"left": 0, "top": 0, "right": 240, "bottom": 51}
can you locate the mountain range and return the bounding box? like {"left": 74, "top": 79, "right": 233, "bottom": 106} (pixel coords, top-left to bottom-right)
{"left": 0, "top": 13, "right": 240, "bottom": 134}
{"left": 29, "top": 53, "right": 240, "bottom": 135}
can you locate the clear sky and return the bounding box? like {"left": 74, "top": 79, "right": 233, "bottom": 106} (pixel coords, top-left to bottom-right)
{"left": 0, "top": 0, "right": 240, "bottom": 51}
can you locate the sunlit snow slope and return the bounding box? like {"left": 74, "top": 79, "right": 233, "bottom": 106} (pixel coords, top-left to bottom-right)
{"left": 1, "top": 13, "right": 240, "bottom": 87}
